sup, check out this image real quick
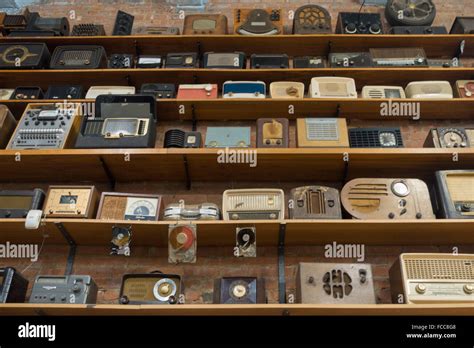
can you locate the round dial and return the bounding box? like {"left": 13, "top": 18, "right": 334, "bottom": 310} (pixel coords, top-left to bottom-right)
{"left": 441, "top": 130, "right": 467, "bottom": 148}
{"left": 391, "top": 180, "right": 410, "bottom": 197}
{"left": 1, "top": 46, "right": 37, "bottom": 64}
{"left": 229, "top": 280, "right": 249, "bottom": 301}
{"left": 126, "top": 199, "right": 156, "bottom": 217}
{"left": 153, "top": 278, "right": 177, "bottom": 302}
{"left": 379, "top": 132, "right": 397, "bottom": 147}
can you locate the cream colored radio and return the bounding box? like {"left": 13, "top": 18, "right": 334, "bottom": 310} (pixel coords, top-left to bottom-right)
{"left": 405, "top": 81, "right": 453, "bottom": 99}
{"left": 269, "top": 82, "right": 305, "bottom": 99}
{"left": 297, "top": 118, "right": 349, "bottom": 148}
{"left": 222, "top": 189, "right": 285, "bottom": 220}
{"left": 0, "top": 89, "right": 14, "bottom": 100}
{"left": 44, "top": 186, "right": 99, "bottom": 219}
{"left": 309, "top": 77, "right": 357, "bottom": 99}
{"left": 390, "top": 253, "right": 474, "bottom": 304}
{"left": 85, "top": 86, "right": 136, "bottom": 99}
{"left": 361, "top": 86, "right": 406, "bottom": 99}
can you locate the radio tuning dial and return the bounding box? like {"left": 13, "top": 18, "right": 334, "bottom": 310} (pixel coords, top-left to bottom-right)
{"left": 345, "top": 23, "right": 357, "bottom": 34}
{"left": 463, "top": 284, "right": 474, "bottom": 294}
{"left": 369, "top": 24, "right": 381, "bottom": 35}
{"left": 415, "top": 284, "right": 427, "bottom": 294}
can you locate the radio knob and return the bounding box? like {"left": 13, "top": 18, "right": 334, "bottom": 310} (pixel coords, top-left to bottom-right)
{"left": 270, "top": 213, "right": 277, "bottom": 219}
{"left": 463, "top": 284, "right": 474, "bottom": 294}
{"left": 415, "top": 284, "right": 427, "bottom": 294}
{"left": 50, "top": 295, "right": 56, "bottom": 301}
{"left": 345, "top": 23, "right": 357, "bottom": 34}
{"left": 35, "top": 121, "right": 40, "bottom": 126}
{"left": 231, "top": 213, "right": 239, "bottom": 220}
{"left": 5, "top": 211, "right": 11, "bottom": 218}
{"left": 369, "top": 24, "right": 381, "bottom": 35}
{"left": 61, "top": 295, "right": 67, "bottom": 302}
{"left": 72, "top": 284, "right": 81, "bottom": 293}
{"left": 462, "top": 204, "right": 471, "bottom": 212}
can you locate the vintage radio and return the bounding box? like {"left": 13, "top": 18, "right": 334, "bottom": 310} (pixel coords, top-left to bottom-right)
{"left": 234, "top": 9, "right": 282, "bottom": 35}
{"left": 85, "top": 86, "right": 135, "bottom": 99}
{"left": 177, "top": 84, "right": 218, "bottom": 99}
{"left": 289, "top": 186, "right": 342, "bottom": 219}
{"left": 119, "top": 272, "right": 182, "bottom": 305}
{"left": 0, "top": 89, "right": 14, "bottom": 100}
{"left": 169, "top": 224, "right": 197, "bottom": 264}
{"left": 164, "top": 203, "right": 220, "bottom": 221}
{"left": 136, "top": 55, "right": 162, "bottom": 69}
{"left": 112, "top": 10, "right": 134, "bottom": 36}
{"left": 7, "top": 103, "right": 81, "bottom": 150}
{"left": 0, "top": 43, "right": 50, "bottom": 69}
{"left": 370, "top": 48, "right": 428, "bottom": 67}
{"left": 455, "top": 80, "right": 474, "bottom": 98}
{"left": 29, "top": 275, "right": 98, "bottom": 304}
{"left": 309, "top": 77, "right": 357, "bottom": 99}
{"left": 297, "top": 118, "right": 349, "bottom": 148}
{"left": 427, "top": 59, "right": 460, "bottom": 68}
{"left": 0, "top": 9, "right": 30, "bottom": 35}
{"left": 296, "top": 263, "right": 376, "bottom": 304}
{"left": 0, "top": 105, "right": 16, "bottom": 148}
{"left": 349, "top": 128, "right": 404, "bottom": 148}
{"left": 0, "top": 189, "right": 45, "bottom": 218}
{"left": 435, "top": 170, "right": 474, "bottom": 219}
{"left": 75, "top": 94, "right": 156, "bottom": 149}
{"left": 45, "top": 85, "right": 83, "bottom": 100}
{"left": 336, "top": 12, "right": 383, "bottom": 35}
{"left": 164, "top": 53, "right": 199, "bottom": 68}
{"left": 205, "top": 127, "right": 251, "bottom": 148}
{"left": 222, "top": 189, "right": 285, "bottom": 221}
{"left": 293, "top": 5, "right": 332, "bottom": 34}
{"left": 389, "top": 253, "right": 474, "bottom": 304}
{"left": 0, "top": 267, "right": 28, "bottom": 303}
{"left": 425, "top": 128, "right": 471, "bottom": 148}
{"left": 257, "top": 118, "right": 289, "bottom": 148}
{"left": 44, "top": 185, "right": 99, "bottom": 219}
{"left": 137, "top": 26, "right": 180, "bottom": 35}
{"left": 341, "top": 178, "right": 435, "bottom": 220}
{"left": 450, "top": 17, "right": 474, "bottom": 34}
{"left": 26, "top": 12, "right": 70, "bottom": 36}
{"left": 71, "top": 24, "right": 106, "bottom": 36}
{"left": 329, "top": 52, "right": 373, "bottom": 68}
{"left": 108, "top": 54, "right": 134, "bottom": 69}
{"left": 405, "top": 81, "right": 454, "bottom": 99}
{"left": 214, "top": 277, "right": 265, "bottom": 304}
{"left": 164, "top": 129, "right": 202, "bottom": 148}
{"left": 390, "top": 26, "right": 448, "bottom": 35}
{"left": 183, "top": 14, "right": 228, "bottom": 35}
{"left": 293, "top": 56, "right": 326, "bottom": 69}
{"left": 202, "top": 52, "right": 246, "bottom": 69}
{"left": 235, "top": 227, "right": 256, "bottom": 257}
{"left": 97, "top": 193, "right": 162, "bottom": 221}
{"left": 269, "top": 82, "right": 304, "bottom": 99}
{"left": 222, "top": 81, "right": 266, "bottom": 98}
{"left": 11, "top": 87, "right": 43, "bottom": 100}
{"left": 140, "top": 83, "right": 176, "bottom": 99}
{"left": 361, "top": 86, "right": 406, "bottom": 99}
{"left": 50, "top": 45, "right": 107, "bottom": 69}
{"left": 250, "top": 54, "right": 289, "bottom": 69}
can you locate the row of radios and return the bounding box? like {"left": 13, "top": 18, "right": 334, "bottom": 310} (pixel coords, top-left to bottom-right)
{"left": 0, "top": 44, "right": 464, "bottom": 70}
{"left": 1, "top": 253, "right": 473, "bottom": 305}
{"left": 1, "top": 170, "right": 473, "bottom": 221}
{"left": 3, "top": 79, "right": 471, "bottom": 102}
{"left": 1, "top": 4, "right": 473, "bottom": 37}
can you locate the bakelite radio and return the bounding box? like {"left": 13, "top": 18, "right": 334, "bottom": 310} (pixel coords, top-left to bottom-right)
{"left": 50, "top": 45, "right": 107, "bottom": 69}
{"left": 269, "top": 82, "right": 305, "bottom": 99}
{"left": 257, "top": 118, "right": 289, "bottom": 148}
{"left": 183, "top": 14, "right": 228, "bottom": 35}
{"left": 405, "top": 81, "right": 454, "bottom": 99}
{"left": 425, "top": 128, "right": 471, "bottom": 148}
{"left": 297, "top": 118, "right": 349, "bottom": 148}
{"left": 85, "top": 86, "right": 135, "bottom": 99}
{"left": 435, "top": 170, "right": 474, "bottom": 219}
{"left": 222, "top": 189, "right": 285, "bottom": 220}
{"left": 205, "top": 127, "right": 251, "bottom": 148}
{"left": 0, "top": 43, "right": 50, "bottom": 69}
{"left": 309, "top": 77, "right": 357, "bottom": 99}
{"left": 177, "top": 84, "right": 218, "bottom": 99}
{"left": 293, "top": 5, "right": 332, "bottom": 34}
{"left": 222, "top": 81, "right": 266, "bottom": 98}
{"left": 289, "top": 186, "right": 342, "bottom": 219}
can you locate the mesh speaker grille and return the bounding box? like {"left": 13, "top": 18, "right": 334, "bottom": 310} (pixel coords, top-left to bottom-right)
{"left": 405, "top": 258, "right": 474, "bottom": 280}
{"left": 306, "top": 119, "right": 339, "bottom": 141}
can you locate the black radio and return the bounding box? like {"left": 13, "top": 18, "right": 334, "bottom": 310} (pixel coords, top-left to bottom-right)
{"left": 213, "top": 277, "right": 266, "bottom": 304}
{"left": 112, "top": 10, "right": 134, "bottom": 36}
{"left": 26, "top": 12, "right": 70, "bottom": 36}
{"left": 203, "top": 52, "right": 246, "bottom": 69}
{"left": 136, "top": 55, "right": 162, "bottom": 69}
{"left": 0, "top": 189, "right": 45, "bottom": 218}
{"left": 140, "top": 83, "right": 176, "bottom": 99}
{"left": 108, "top": 54, "right": 134, "bottom": 69}
{"left": 11, "top": 87, "right": 43, "bottom": 100}
{"left": 71, "top": 24, "right": 106, "bottom": 36}
{"left": 50, "top": 45, "right": 107, "bottom": 69}
{"left": 164, "top": 53, "right": 199, "bottom": 68}
{"left": 294, "top": 56, "right": 326, "bottom": 68}
{"left": 29, "top": 275, "right": 98, "bottom": 304}
{"left": 390, "top": 26, "right": 448, "bottom": 34}
{"left": 0, "top": 267, "right": 28, "bottom": 303}
{"left": 75, "top": 94, "right": 156, "bottom": 149}
{"left": 336, "top": 12, "right": 383, "bottom": 35}
{"left": 329, "top": 52, "right": 373, "bottom": 68}
{"left": 0, "top": 43, "right": 50, "bottom": 69}
{"left": 250, "top": 54, "right": 289, "bottom": 69}
{"left": 164, "top": 129, "right": 202, "bottom": 148}
{"left": 45, "top": 85, "right": 83, "bottom": 99}
{"left": 349, "top": 128, "right": 404, "bottom": 148}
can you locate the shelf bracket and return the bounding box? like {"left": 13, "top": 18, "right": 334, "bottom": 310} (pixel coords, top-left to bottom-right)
{"left": 55, "top": 222, "right": 77, "bottom": 276}
{"left": 343, "top": 159, "right": 350, "bottom": 183}
{"left": 134, "top": 40, "right": 140, "bottom": 57}
{"left": 197, "top": 41, "right": 202, "bottom": 57}
{"left": 193, "top": 74, "right": 199, "bottom": 84}
{"left": 99, "top": 156, "right": 116, "bottom": 191}
{"left": 328, "top": 40, "right": 333, "bottom": 55}
{"left": 125, "top": 75, "right": 132, "bottom": 86}
{"left": 278, "top": 223, "right": 286, "bottom": 304}
{"left": 336, "top": 104, "right": 342, "bottom": 118}
{"left": 191, "top": 104, "right": 197, "bottom": 131}
{"left": 183, "top": 154, "right": 191, "bottom": 190}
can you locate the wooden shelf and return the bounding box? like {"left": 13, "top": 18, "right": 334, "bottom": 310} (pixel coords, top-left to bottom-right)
{"left": 0, "top": 148, "right": 471, "bottom": 183}
{"left": 1, "top": 34, "right": 473, "bottom": 57}
{"left": 3, "top": 98, "right": 474, "bottom": 121}
{"left": 1, "top": 218, "right": 473, "bottom": 247}
{"left": 0, "top": 303, "right": 472, "bottom": 316}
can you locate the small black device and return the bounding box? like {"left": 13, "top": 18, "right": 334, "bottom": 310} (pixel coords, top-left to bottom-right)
{"left": 164, "top": 129, "right": 202, "bottom": 148}
{"left": 202, "top": 52, "right": 246, "bottom": 69}
{"left": 50, "top": 45, "right": 107, "bottom": 69}
{"left": 329, "top": 52, "right": 373, "bottom": 68}
{"left": 45, "top": 86, "right": 84, "bottom": 99}
{"left": 293, "top": 56, "right": 326, "bottom": 68}
{"left": 213, "top": 277, "right": 265, "bottom": 304}
{"left": 250, "top": 54, "right": 289, "bottom": 69}
{"left": 336, "top": 12, "right": 383, "bottom": 35}
{"left": 71, "top": 24, "right": 106, "bottom": 36}
{"left": 26, "top": 12, "right": 70, "bottom": 36}
{"left": 0, "top": 189, "right": 45, "bottom": 218}
{"left": 0, "top": 43, "right": 50, "bottom": 69}
{"left": 0, "top": 267, "right": 29, "bottom": 303}
{"left": 450, "top": 17, "right": 474, "bottom": 34}
{"left": 136, "top": 55, "right": 162, "bottom": 69}
{"left": 349, "top": 128, "right": 404, "bottom": 148}
{"left": 11, "top": 87, "right": 43, "bottom": 100}
{"left": 108, "top": 54, "right": 134, "bottom": 68}
{"left": 112, "top": 10, "right": 134, "bottom": 36}
{"left": 390, "top": 26, "right": 448, "bottom": 34}
{"left": 140, "top": 84, "right": 176, "bottom": 99}
{"left": 29, "top": 275, "right": 98, "bottom": 304}
{"left": 164, "top": 53, "right": 199, "bottom": 68}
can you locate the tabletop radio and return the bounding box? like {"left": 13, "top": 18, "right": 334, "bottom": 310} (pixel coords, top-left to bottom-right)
{"left": 0, "top": 43, "right": 50, "bottom": 69}
{"left": 0, "top": 189, "right": 45, "bottom": 218}
{"left": 183, "top": 14, "right": 228, "bottom": 35}
{"left": 97, "top": 193, "right": 162, "bottom": 221}
{"left": 289, "top": 186, "right": 342, "bottom": 219}
{"left": 30, "top": 275, "right": 98, "bottom": 304}
{"left": 119, "top": 272, "right": 182, "bottom": 304}
{"left": 309, "top": 77, "right": 357, "bottom": 99}
{"left": 163, "top": 203, "right": 220, "bottom": 221}
{"left": 50, "top": 45, "right": 107, "bottom": 69}
{"left": 222, "top": 81, "right": 266, "bottom": 98}
{"left": 297, "top": 118, "right": 349, "bottom": 148}
{"left": 0, "top": 267, "right": 28, "bottom": 303}
{"left": 435, "top": 170, "right": 474, "bottom": 219}
{"left": 293, "top": 5, "right": 332, "bottom": 34}
{"left": 269, "top": 82, "right": 304, "bottom": 99}
{"left": 214, "top": 277, "right": 265, "bottom": 304}
{"left": 44, "top": 185, "right": 99, "bottom": 219}
{"left": 223, "top": 189, "right": 285, "bottom": 220}
{"left": 257, "top": 118, "right": 289, "bottom": 148}
{"left": 234, "top": 9, "right": 282, "bottom": 35}
{"left": 202, "top": 52, "right": 246, "bottom": 69}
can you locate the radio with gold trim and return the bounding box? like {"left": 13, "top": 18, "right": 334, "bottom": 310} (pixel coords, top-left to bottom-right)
{"left": 119, "top": 272, "right": 182, "bottom": 305}
{"left": 222, "top": 189, "right": 285, "bottom": 220}
{"left": 289, "top": 186, "right": 342, "bottom": 219}
{"left": 0, "top": 43, "right": 50, "bottom": 69}
{"left": 7, "top": 102, "right": 81, "bottom": 150}
{"left": 297, "top": 118, "right": 349, "bottom": 148}
{"left": 435, "top": 170, "right": 474, "bottom": 219}
{"left": 44, "top": 185, "right": 99, "bottom": 219}
{"left": 183, "top": 14, "right": 228, "bottom": 35}
{"left": 0, "top": 105, "right": 17, "bottom": 148}
{"left": 389, "top": 253, "right": 474, "bottom": 304}
{"left": 97, "top": 192, "right": 162, "bottom": 221}
{"left": 214, "top": 277, "right": 265, "bottom": 304}
{"left": 257, "top": 118, "right": 289, "bottom": 148}
{"left": 341, "top": 178, "right": 435, "bottom": 220}
{"left": 234, "top": 9, "right": 282, "bottom": 35}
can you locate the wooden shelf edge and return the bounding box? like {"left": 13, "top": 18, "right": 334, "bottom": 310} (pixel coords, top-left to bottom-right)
{"left": 0, "top": 303, "right": 472, "bottom": 316}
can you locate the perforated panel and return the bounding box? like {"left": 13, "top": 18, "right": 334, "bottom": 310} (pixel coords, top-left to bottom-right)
{"left": 405, "top": 258, "right": 474, "bottom": 280}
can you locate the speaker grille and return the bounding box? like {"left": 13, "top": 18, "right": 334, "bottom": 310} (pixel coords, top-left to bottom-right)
{"left": 306, "top": 119, "right": 339, "bottom": 141}
{"left": 404, "top": 258, "right": 474, "bottom": 280}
